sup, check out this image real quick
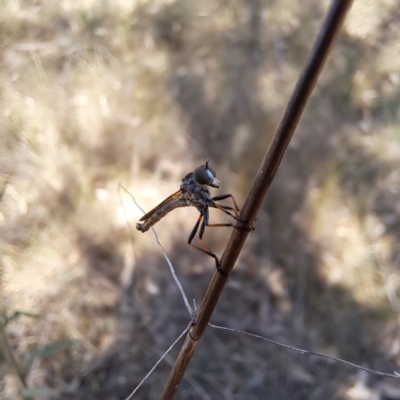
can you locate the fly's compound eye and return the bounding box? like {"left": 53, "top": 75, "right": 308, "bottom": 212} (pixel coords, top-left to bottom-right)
{"left": 193, "top": 166, "right": 211, "bottom": 185}
{"left": 207, "top": 166, "right": 216, "bottom": 178}
{"left": 204, "top": 161, "right": 216, "bottom": 178}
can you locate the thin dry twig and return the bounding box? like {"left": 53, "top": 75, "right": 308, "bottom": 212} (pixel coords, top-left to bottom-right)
{"left": 209, "top": 324, "right": 400, "bottom": 380}
{"left": 160, "top": 1, "right": 354, "bottom": 398}
{"left": 124, "top": 324, "right": 190, "bottom": 400}
{"left": 148, "top": 227, "right": 195, "bottom": 320}
{"left": 118, "top": 184, "right": 195, "bottom": 319}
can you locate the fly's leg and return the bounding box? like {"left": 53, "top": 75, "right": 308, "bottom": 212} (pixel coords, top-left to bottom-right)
{"left": 212, "top": 203, "right": 238, "bottom": 220}
{"left": 211, "top": 194, "right": 240, "bottom": 219}
{"left": 201, "top": 208, "right": 230, "bottom": 277}
{"left": 188, "top": 212, "right": 222, "bottom": 270}
{"left": 212, "top": 194, "right": 255, "bottom": 232}
{"left": 212, "top": 193, "right": 240, "bottom": 211}
{"left": 188, "top": 210, "right": 229, "bottom": 278}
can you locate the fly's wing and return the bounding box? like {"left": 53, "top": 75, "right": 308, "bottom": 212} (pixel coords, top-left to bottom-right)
{"left": 136, "top": 189, "right": 188, "bottom": 232}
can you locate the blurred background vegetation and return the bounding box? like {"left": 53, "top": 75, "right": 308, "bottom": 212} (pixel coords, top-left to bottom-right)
{"left": 1, "top": 0, "right": 400, "bottom": 399}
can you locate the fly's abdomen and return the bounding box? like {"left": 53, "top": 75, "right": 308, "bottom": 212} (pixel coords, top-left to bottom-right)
{"left": 136, "top": 208, "right": 166, "bottom": 232}
{"left": 136, "top": 197, "right": 190, "bottom": 232}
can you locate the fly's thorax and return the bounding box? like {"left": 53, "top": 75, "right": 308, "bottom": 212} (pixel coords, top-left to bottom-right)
{"left": 180, "top": 172, "right": 213, "bottom": 208}
{"left": 180, "top": 174, "right": 197, "bottom": 193}
{"left": 181, "top": 172, "right": 195, "bottom": 187}
{"left": 182, "top": 172, "right": 193, "bottom": 181}
{"left": 193, "top": 186, "right": 211, "bottom": 202}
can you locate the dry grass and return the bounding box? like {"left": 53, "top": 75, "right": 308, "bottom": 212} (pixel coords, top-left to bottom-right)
{"left": 1, "top": 0, "right": 400, "bottom": 399}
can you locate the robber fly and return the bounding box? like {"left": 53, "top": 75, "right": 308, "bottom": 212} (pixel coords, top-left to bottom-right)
{"left": 136, "top": 161, "right": 240, "bottom": 272}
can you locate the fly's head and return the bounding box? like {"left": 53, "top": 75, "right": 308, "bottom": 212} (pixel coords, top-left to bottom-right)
{"left": 193, "top": 160, "right": 221, "bottom": 188}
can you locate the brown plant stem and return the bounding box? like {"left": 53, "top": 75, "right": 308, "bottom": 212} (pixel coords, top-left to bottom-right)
{"left": 160, "top": 1, "right": 353, "bottom": 398}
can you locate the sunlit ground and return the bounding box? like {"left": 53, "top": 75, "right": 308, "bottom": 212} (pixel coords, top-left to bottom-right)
{"left": 1, "top": 0, "right": 400, "bottom": 399}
